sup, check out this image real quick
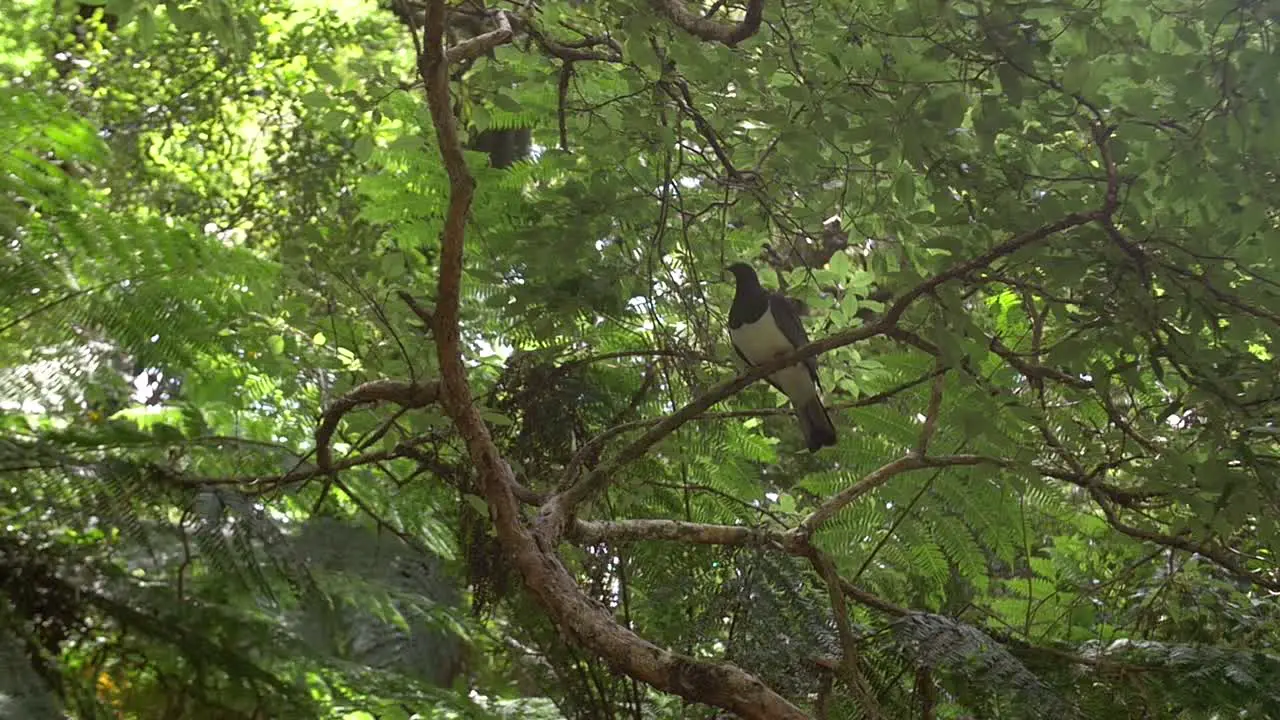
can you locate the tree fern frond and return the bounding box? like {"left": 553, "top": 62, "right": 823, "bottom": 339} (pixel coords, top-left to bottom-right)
{"left": 890, "top": 613, "right": 1076, "bottom": 718}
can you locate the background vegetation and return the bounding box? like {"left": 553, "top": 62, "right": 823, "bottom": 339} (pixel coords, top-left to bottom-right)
{"left": 3, "top": 0, "right": 1279, "bottom": 717}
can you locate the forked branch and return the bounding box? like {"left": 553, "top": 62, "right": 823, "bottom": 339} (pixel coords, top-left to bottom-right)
{"left": 446, "top": 10, "right": 513, "bottom": 63}
{"left": 537, "top": 211, "right": 1097, "bottom": 543}
{"left": 415, "top": 2, "right": 809, "bottom": 717}
{"left": 315, "top": 379, "right": 440, "bottom": 474}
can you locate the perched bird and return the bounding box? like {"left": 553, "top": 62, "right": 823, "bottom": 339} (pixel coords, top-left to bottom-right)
{"left": 726, "top": 262, "right": 837, "bottom": 452}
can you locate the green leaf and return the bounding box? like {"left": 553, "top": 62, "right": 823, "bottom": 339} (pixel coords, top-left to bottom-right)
{"left": 1173, "top": 24, "right": 1202, "bottom": 50}
{"left": 320, "top": 110, "right": 348, "bottom": 131}
{"left": 463, "top": 493, "right": 489, "bottom": 517}
{"left": 137, "top": 9, "right": 156, "bottom": 45}
{"left": 826, "top": 250, "right": 851, "bottom": 276}
{"left": 300, "top": 90, "right": 330, "bottom": 109}
{"left": 894, "top": 172, "right": 915, "bottom": 204}
{"left": 379, "top": 252, "right": 405, "bottom": 279}
{"left": 491, "top": 94, "right": 522, "bottom": 114}
{"left": 1062, "top": 58, "right": 1093, "bottom": 95}
{"left": 777, "top": 85, "right": 808, "bottom": 102}
{"left": 104, "top": 0, "right": 138, "bottom": 21}
{"left": 353, "top": 135, "right": 375, "bottom": 162}
{"left": 314, "top": 63, "right": 343, "bottom": 87}
{"left": 624, "top": 34, "right": 661, "bottom": 72}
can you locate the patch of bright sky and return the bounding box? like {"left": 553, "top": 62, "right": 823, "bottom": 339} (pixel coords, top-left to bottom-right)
{"left": 288, "top": 0, "right": 379, "bottom": 23}
{"left": 1, "top": 0, "right": 53, "bottom": 72}
{"left": 473, "top": 337, "right": 512, "bottom": 362}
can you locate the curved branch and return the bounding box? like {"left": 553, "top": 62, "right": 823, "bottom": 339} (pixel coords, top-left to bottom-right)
{"left": 445, "top": 9, "right": 513, "bottom": 63}
{"left": 652, "top": 0, "right": 765, "bottom": 47}
{"left": 416, "top": 4, "right": 808, "bottom": 717}
{"left": 557, "top": 370, "right": 938, "bottom": 493}
{"left": 522, "top": 19, "right": 624, "bottom": 63}
{"left": 809, "top": 548, "right": 884, "bottom": 718}
{"left": 797, "top": 455, "right": 1002, "bottom": 538}
{"left": 1090, "top": 488, "right": 1280, "bottom": 591}
{"left": 916, "top": 370, "right": 947, "bottom": 455}
{"left": 315, "top": 380, "right": 440, "bottom": 473}
{"left": 539, "top": 211, "right": 1096, "bottom": 542}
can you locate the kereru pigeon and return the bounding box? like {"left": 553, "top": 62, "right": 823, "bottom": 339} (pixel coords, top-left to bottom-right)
{"left": 726, "top": 262, "right": 837, "bottom": 452}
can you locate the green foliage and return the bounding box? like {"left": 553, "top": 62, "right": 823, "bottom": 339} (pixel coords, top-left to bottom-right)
{"left": 5, "top": 0, "right": 1280, "bottom": 717}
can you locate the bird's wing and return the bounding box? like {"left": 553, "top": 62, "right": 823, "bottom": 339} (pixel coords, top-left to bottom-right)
{"left": 767, "top": 294, "right": 821, "bottom": 388}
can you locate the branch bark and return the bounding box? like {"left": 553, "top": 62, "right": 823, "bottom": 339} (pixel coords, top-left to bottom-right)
{"left": 797, "top": 455, "right": 1002, "bottom": 538}
{"left": 809, "top": 548, "right": 885, "bottom": 719}
{"left": 416, "top": 3, "right": 809, "bottom": 717}
{"left": 538, "top": 209, "right": 1095, "bottom": 543}
{"left": 445, "top": 9, "right": 513, "bottom": 64}
{"left": 652, "top": 0, "right": 766, "bottom": 47}
{"left": 315, "top": 380, "right": 440, "bottom": 474}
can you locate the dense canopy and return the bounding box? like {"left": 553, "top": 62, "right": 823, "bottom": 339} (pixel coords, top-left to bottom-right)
{"left": 3, "top": 0, "right": 1280, "bottom": 718}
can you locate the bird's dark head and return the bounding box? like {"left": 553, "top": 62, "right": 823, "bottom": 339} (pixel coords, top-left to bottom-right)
{"left": 725, "top": 262, "right": 759, "bottom": 286}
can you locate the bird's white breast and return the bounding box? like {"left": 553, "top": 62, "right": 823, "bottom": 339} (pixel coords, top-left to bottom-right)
{"left": 730, "top": 305, "right": 817, "bottom": 402}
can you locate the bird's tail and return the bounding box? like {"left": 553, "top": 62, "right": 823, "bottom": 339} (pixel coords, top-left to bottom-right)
{"left": 797, "top": 398, "right": 837, "bottom": 452}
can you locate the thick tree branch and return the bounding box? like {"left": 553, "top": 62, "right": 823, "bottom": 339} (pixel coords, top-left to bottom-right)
{"left": 445, "top": 10, "right": 513, "bottom": 64}
{"left": 316, "top": 380, "right": 440, "bottom": 473}
{"left": 538, "top": 211, "right": 1096, "bottom": 543}
{"left": 652, "top": 0, "right": 765, "bottom": 47}
{"left": 416, "top": 3, "right": 808, "bottom": 717}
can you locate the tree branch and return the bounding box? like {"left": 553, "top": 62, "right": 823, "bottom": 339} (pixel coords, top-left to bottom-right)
{"left": 445, "top": 9, "right": 514, "bottom": 64}
{"left": 570, "top": 516, "right": 1169, "bottom": 670}
{"left": 316, "top": 380, "right": 440, "bottom": 474}
{"left": 572, "top": 518, "right": 797, "bottom": 550}
{"left": 538, "top": 211, "right": 1096, "bottom": 543}
{"left": 416, "top": 3, "right": 809, "bottom": 717}
{"left": 1090, "top": 487, "right": 1280, "bottom": 591}
{"left": 809, "top": 548, "right": 885, "bottom": 719}
{"left": 797, "top": 455, "right": 1002, "bottom": 538}
{"left": 651, "top": 0, "right": 765, "bottom": 47}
